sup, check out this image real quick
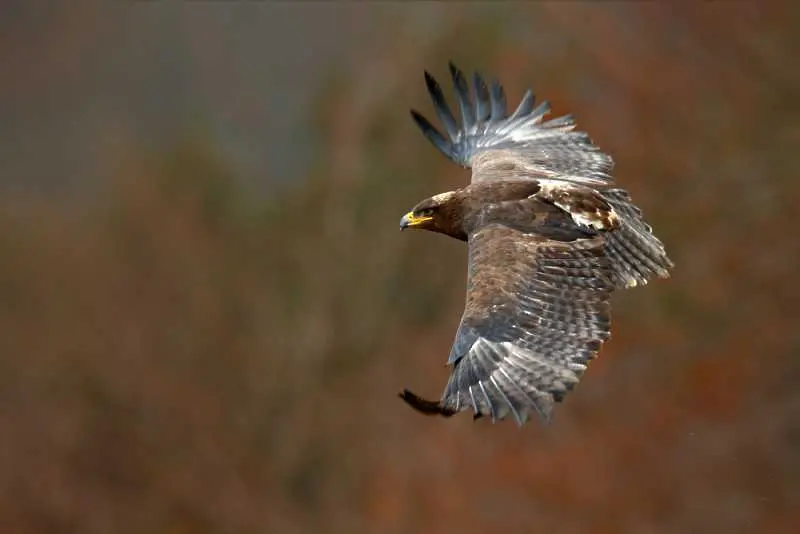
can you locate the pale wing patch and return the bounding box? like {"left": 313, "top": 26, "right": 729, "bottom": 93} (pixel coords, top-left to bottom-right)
{"left": 534, "top": 179, "right": 620, "bottom": 232}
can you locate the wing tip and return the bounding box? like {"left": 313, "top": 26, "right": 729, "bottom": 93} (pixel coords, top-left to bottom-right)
{"left": 398, "top": 389, "right": 457, "bottom": 418}
{"left": 447, "top": 59, "right": 461, "bottom": 76}
{"left": 423, "top": 70, "right": 441, "bottom": 97}
{"left": 414, "top": 62, "right": 614, "bottom": 176}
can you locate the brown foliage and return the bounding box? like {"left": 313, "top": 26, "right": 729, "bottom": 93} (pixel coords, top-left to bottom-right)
{"left": 0, "top": 4, "right": 799, "bottom": 534}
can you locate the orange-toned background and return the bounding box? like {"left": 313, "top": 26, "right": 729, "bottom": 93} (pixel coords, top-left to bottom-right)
{"left": 1, "top": 3, "right": 797, "bottom": 533}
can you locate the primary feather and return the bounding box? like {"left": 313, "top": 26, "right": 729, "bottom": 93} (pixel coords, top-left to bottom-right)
{"left": 410, "top": 62, "right": 613, "bottom": 186}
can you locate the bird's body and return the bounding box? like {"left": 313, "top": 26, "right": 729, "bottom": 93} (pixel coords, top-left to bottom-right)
{"left": 399, "top": 63, "right": 673, "bottom": 425}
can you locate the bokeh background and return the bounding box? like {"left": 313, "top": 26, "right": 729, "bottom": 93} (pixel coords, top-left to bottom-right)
{"left": 1, "top": 2, "right": 798, "bottom": 533}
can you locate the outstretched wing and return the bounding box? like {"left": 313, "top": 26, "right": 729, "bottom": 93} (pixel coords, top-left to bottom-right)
{"left": 410, "top": 62, "right": 614, "bottom": 187}
{"left": 409, "top": 62, "right": 674, "bottom": 288}
{"left": 401, "top": 215, "right": 615, "bottom": 425}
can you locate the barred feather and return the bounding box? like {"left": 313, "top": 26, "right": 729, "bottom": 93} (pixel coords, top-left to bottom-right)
{"left": 602, "top": 189, "right": 674, "bottom": 288}
{"left": 402, "top": 221, "right": 614, "bottom": 426}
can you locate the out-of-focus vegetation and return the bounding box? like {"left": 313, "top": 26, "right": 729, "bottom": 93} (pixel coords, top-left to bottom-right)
{"left": 0, "top": 3, "right": 798, "bottom": 534}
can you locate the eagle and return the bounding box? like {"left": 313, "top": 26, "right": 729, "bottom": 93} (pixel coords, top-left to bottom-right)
{"left": 398, "top": 62, "right": 674, "bottom": 426}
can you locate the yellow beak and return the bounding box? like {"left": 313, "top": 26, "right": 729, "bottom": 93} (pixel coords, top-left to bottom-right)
{"left": 399, "top": 211, "right": 433, "bottom": 230}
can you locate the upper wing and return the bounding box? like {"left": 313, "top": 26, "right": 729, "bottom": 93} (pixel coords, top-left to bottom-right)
{"left": 409, "top": 63, "right": 674, "bottom": 288}
{"left": 401, "top": 216, "right": 615, "bottom": 425}
{"left": 410, "top": 62, "right": 614, "bottom": 187}
{"left": 538, "top": 181, "right": 675, "bottom": 288}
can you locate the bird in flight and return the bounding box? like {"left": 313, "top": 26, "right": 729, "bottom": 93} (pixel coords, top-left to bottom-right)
{"left": 398, "top": 62, "right": 674, "bottom": 426}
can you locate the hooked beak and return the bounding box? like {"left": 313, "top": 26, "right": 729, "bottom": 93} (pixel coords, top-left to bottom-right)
{"left": 399, "top": 211, "right": 432, "bottom": 230}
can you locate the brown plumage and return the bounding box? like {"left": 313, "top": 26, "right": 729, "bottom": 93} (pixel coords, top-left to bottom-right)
{"left": 399, "top": 63, "right": 674, "bottom": 425}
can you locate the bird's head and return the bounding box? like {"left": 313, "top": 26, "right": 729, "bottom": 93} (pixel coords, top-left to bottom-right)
{"left": 399, "top": 190, "right": 466, "bottom": 240}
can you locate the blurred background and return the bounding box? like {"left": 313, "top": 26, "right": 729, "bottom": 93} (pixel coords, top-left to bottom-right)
{"left": 1, "top": 2, "right": 798, "bottom": 533}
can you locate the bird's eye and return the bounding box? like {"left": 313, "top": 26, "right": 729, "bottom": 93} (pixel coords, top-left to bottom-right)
{"left": 417, "top": 208, "right": 435, "bottom": 217}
